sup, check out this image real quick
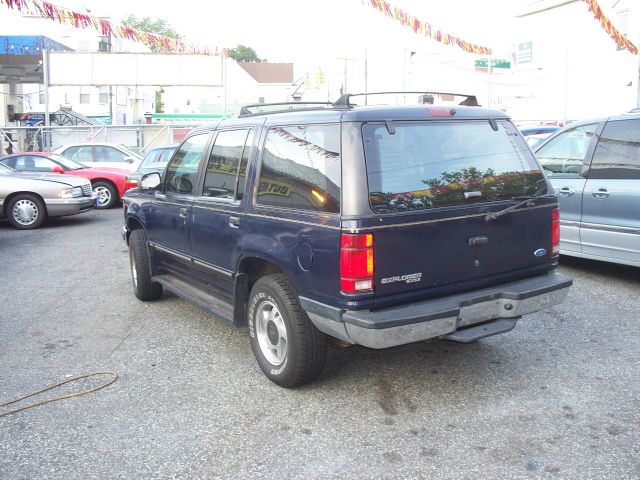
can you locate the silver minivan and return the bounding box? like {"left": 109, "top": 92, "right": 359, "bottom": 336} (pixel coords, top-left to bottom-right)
{"left": 534, "top": 113, "right": 640, "bottom": 267}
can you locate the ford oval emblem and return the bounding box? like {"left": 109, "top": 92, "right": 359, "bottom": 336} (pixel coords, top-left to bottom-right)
{"left": 534, "top": 248, "right": 547, "bottom": 257}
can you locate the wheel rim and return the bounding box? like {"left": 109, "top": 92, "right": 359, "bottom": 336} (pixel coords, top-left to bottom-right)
{"left": 255, "top": 300, "right": 287, "bottom": 366}
{"left": 94, "top": 185, "right": 112, "bottom": 207}
{"left": 12, "top": 199, "right": 39, "bottom": 226}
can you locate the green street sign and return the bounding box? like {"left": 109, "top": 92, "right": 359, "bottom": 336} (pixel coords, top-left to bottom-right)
{"left": 475, "top": 59, "right": 511, "bottom": 69}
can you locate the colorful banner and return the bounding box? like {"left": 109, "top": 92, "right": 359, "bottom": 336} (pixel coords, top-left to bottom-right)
{"left": 0, "top": 0, "right": 223, "bottom": 55}
{"left": 363, "top": 0, "right": 493, "bottom": 55}
{"left": 582, "top": 0, "right": 638, "bottom": 55}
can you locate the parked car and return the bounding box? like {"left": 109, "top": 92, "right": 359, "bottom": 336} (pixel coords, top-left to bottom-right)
{"left": 123, "top": 144, "right": 177, "bottom": 192}
{"left": 534, "top": 112, "right": 640, "bottom": 267}
{"left": 0, "top": 152, "right": 128, "bottom": 209}
{"left": 53, "top": 142, "right": 142, "bottom": 171}
{"left": 122, "top": 93, "right": 572, "bottom": 387}
{"left": 519, "top": 125, "right": 560, "bottom": 148}
{"left": 0, "top": 162, "right": 95, "bottom": 229}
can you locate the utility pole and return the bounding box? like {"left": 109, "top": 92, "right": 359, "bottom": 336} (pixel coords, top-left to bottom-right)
{"left": 337, "top": 56, "right": 355, "bottom": 95}
{"left": 43, "top": 48, "right": 50, "bottom": 127}
{"left": 637, "top": 52, "right": 640, "bottom": 108}
{"left": 364, "top": 49, "right": 368, "bottom": 105}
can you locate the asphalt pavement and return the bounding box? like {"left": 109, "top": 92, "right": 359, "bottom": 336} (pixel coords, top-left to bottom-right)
{"left": 1, "top": 209, "right": 638, "bottom": 479}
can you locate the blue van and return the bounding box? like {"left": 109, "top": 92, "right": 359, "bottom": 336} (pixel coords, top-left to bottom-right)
{"left": 535, "top": 112, "right": 640, "bottom": 267}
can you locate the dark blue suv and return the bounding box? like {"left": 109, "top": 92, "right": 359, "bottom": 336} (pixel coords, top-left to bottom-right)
{"left": 122, "top": 93, "right": 572, "bottom": 387}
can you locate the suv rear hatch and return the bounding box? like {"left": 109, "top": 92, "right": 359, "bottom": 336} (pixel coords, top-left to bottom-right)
{"left": 359, "top": 119, "right": 555, "bottom": 299}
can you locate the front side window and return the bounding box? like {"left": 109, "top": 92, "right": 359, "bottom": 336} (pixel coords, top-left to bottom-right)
{"left": 257, "top": 124, "right": 341, "bottom": 213}
{"left": 165, "top": 133, "right": 209, "bottom": 195}
{"left": 588, "top": 119, "right": 640, "bottom": 179}
{"left": 202, "top": 129, "right": 250, "bottom": 199}
{"left": 536, "top": 124, "right": 598, "bottom": 177}
{"left": 364, "top": 120, "right": 545, "bottom": 213}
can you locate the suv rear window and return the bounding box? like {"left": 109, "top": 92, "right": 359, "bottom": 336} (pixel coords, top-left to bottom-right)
{"left": 363, "top": 120, "right": 545, "bottom": 213}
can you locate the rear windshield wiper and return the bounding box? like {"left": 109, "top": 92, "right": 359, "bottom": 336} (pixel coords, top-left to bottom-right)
{"left": 485, "top": 193, "right": 549, "bottom": 222}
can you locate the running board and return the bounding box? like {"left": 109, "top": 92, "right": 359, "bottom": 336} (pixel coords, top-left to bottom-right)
{"left": 152, "top": 274, "right": 233, "bottom": 323}
{"left": 441, "top": 318, "right": 518, "bottom": 343}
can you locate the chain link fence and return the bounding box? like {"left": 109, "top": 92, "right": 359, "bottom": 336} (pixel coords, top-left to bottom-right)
{"left": 0, "top": 124, "right": 197, "bottom": 156}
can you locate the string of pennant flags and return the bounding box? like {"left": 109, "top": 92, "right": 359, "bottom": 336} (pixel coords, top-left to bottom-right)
{"left": 581, "top": 0, "right": 638, "bottom": 55}
{"left": 0, "top": 0, "right": 223, "bottom": 55}
{"left": 363, "top": 0, "right": 638, "bottom": 56}
{"left": 0, "top": 0, "right": 637, "bottom": 57}
{"left": 362, "top": 0, "right": 493, "bottom": 55}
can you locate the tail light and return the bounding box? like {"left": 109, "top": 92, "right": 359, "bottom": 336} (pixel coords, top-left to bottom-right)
{"left": 123, "top": 177, "right": 138, "bottom": 192}
{"left": 551, "top": 208, "right": 560, "bottom": 255}
{"left": 340, "top": 233, "right": 374, "bottom": 294}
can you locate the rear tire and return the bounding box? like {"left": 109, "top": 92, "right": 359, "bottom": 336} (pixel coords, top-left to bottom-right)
{"left": 129, "top": 229, "right": 162, "bottom": 301}
{"left": 93, "top": 181, "right": 118, "bottom": 209}
{"left": 248, "top": 274, "right": 327, "bottom": 387}
{"left": 7, "top": 193, "right": 47, "bottom": 229}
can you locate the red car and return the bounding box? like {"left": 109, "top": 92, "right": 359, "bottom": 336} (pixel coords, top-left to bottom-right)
{"left": 0, "top": 152, "right": 128, "bottom": 209}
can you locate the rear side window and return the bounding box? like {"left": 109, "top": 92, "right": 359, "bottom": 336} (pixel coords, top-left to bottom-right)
{"left": 15, "top": 155, "right": 57, "bottom": 172}
{"left": 588, "top": 119, "right": 640, "bottom": 179}
{"left": 202, "top": 129, "right": 251, "bottom": 199}
{"left": 363, "top": 121, "right": 545, "bottom": 213}
{"left": 95, "top": 146, "right": 126, "bottom": 162}
{"left": 256, "top": 124, "right": 340, "bottom": 213}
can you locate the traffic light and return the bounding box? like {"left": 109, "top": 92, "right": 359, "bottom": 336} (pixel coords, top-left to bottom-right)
{"left": 314, "top": 68, "right": 325, "bottom": 89}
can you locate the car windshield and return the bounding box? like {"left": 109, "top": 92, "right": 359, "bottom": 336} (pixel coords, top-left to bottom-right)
{"left": 49, "top": 154, "right": 86, "bottom": 170}
{"left": 0, "top": 163, "right": 15, "bottom": 174}
{"left": 363, "top": 120, "right": 546, "bottom": 213}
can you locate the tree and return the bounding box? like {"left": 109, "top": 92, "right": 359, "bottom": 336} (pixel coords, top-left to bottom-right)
{"left": 122, "top": 15, "right": 182, "bottom": 53}
{"left": 228, "top": 44, "right": 261, "bottom": 62}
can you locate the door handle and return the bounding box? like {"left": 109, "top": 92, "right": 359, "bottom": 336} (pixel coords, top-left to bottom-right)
{"left": 592, "top": 188, "right": 610, "bottom": 199}
{"left": 229, "top": 216, "right": 240, "bottom": 228}
{"left": 557, "top": 186, "right": 575, "bottom": 196}
{"left": 179, "top": 207, "right": 188, "bottom": 218}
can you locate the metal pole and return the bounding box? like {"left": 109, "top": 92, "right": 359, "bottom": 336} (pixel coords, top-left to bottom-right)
{"left": 223, "top": 55, "right": 227, "bottom": 118}
{"left": 637, "top": 52, "right": 640, "bottom": 108}
{"left": 43, "top": 49, "right": 50, "bottom": 127}
{"left": 563, "top": 47, "right": 569, "bottom": 124}
{"left": 487, "top": 56, "right": 492, "bottom": 108}
{"left": 364, "top": 49, "right": 368, "bottom": 105}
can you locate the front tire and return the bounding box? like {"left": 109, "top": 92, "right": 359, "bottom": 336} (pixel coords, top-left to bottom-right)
{"left": 7, "top": 194, "right": 47, "bottom": 229}
{"left": 248, "top": 274, "right": 326, "bottom": 387}
{"left": 93, "top": 181, "right": 118, "bottom": 209}
{"left": 129, "top": 229, "right": 162, "bottom": 301}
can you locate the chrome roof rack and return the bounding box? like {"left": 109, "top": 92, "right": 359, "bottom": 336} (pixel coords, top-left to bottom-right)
{"left": 238, "top": 102, "right": 334, "bottom": 117}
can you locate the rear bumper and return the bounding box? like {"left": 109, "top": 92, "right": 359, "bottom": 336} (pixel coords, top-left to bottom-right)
{"left": 299, "top": 271, "right": 572, "bottom": 349}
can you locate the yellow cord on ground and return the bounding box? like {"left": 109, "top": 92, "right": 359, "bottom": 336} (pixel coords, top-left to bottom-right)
{"left": 0, "top": 371, "right": 118, "bottom": 418}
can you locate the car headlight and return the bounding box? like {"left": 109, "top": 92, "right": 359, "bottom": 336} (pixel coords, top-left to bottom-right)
{"left": 59, "top": 187, "right": 84, "bottom": 198}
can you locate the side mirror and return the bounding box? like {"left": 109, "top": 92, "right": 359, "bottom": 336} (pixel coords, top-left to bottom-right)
{"left": 140, "top": 172, "right": 161, "bottom": 191}
{"left": 51, "top": 165, "right": 65, "bottom": 174}
{"left": 125, "top": 157, "right": 135, "bottom": 164}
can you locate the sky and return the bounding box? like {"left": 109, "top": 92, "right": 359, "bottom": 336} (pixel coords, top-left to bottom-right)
{"left": 74, "top": 0, "right": 524, "bottom": 64}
